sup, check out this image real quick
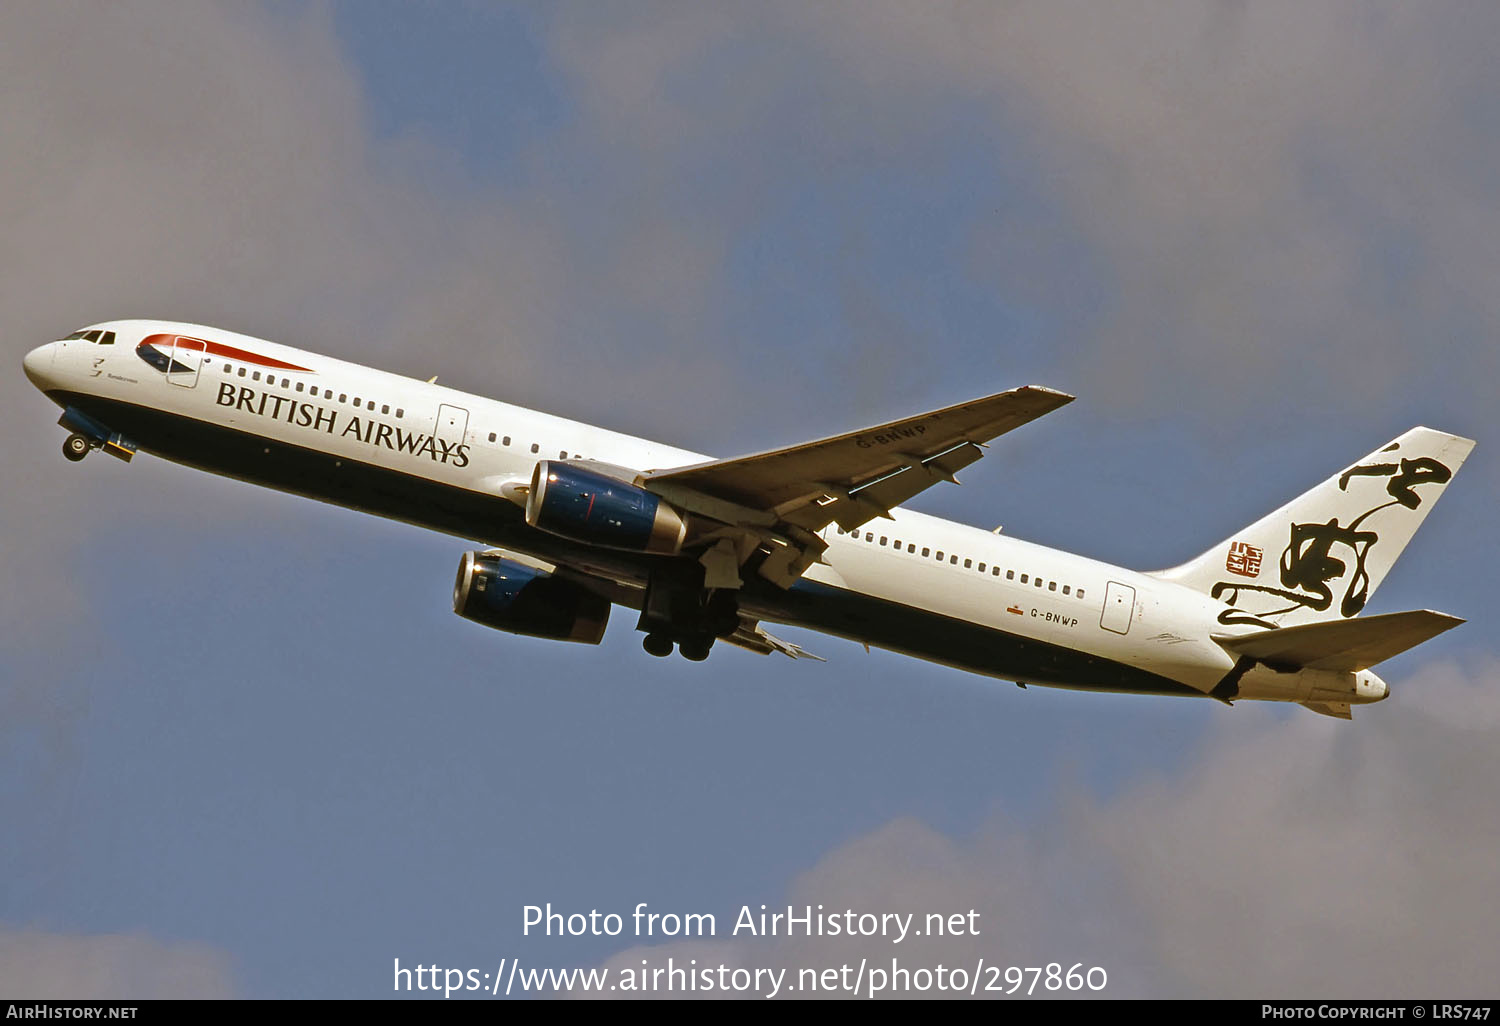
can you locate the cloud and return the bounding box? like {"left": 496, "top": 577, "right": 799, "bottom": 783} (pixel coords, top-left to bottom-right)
{"left": 1086, "top": 655, "right": 1500, "bottom": 996}
{"left": 580, "top": 656, "right": 1500, "bottom": 998}
{"left": 3, "top": 2, "right": 1494, "bottom": 998}
{"left": 0, "top": 926, "right": 235, "bottom": 998}
{"left": 803, "top": 1, "right": 1500, "bottom": 419}
{"left": 536, "top": 2, "right": 1500, "bottom": 427}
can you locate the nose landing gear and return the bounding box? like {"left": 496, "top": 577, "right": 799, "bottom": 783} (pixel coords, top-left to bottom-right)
{"left": 63, "top": 433, "right": 91, "bottom": 462}
{"left": 56, "top": 408, "right": 136, "bottom": 463}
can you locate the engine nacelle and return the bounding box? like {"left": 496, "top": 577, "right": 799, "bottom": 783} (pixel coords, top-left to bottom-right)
{"left": 452, "top": 551, "right": 609, "bottom": 644}
{"left": 524, "top": 460, "right": 687, "bottom": 554}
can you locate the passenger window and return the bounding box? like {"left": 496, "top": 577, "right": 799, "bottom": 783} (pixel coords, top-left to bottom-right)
{"left": 978, "top": 563, "right": 986, "bottom": 573}
{"left": 253, "top": 371, "right": 261, "bottom": 381}
{"left": 339, "top": 394, "right": 347, "bottom": 403}
{"left": 865, "top": 532, "right": 874, "bottom": 542}
{"left": 992, "top": 566, "right": 1000, "bottom": 576}
{"left": 324, "top": 389, "right": 333, "bottom": 399}
{"left": 396, "top": 408, "right": 404, "bottom": 418}
{"left": 893, "top": 539, "right": 901, "bottom": 548}
{"left": 922, "top": 547, "right": 930, "bottom": 557}
{"left": 964, "top": 558, "right": 972, "bottom": 569}
{"left": 1077, "top": 589, "right": 1085, "bottom": 600}
{"left": 239, "top": 367, "right": 247, "bottom": 377}
{"left": 936, "top": 551, "right": 944, "bottom": 560}
{"left": 502, "top": 436, "right": 510, "bottom": 446}
{"left": 488, "top": 432, "right": 497, "bottom": 443}
{"left": 530, "top": 443, "right": 539, "bottom": 454}
{"left": 1048, "top": 581, "right": 1056, "bottom": 591}
{"left": 907, "top": 543, "right": 916, "bottom": 553}
{"left": 1063, "top": 585, "right": 1071, "bottom": 595}
{"left": 1020, "top": 574, "right": 1028, "bottom": 584}
{"left": 224, "top": 364, "right": 232, "bottom": 374}
{"left": 950, "top": 555, "right": 958, "bottom": 565}
{"left": 878, "top": 537, "right": 887, "bottom": 546}
{"left": 1007, "top": 570, "right": 1015, "bottom": 580}
{"left": 382, "top": 404, "right": 390, "bottom": 414}
{"left": 295, "top": 382, "right": 304, "bottom": 392}
{"left": 1035, "top": 578, "right": 1043, "bottom": 588}
{"left": 353, "top": 397, "right": 360, "bottom": 406}
{"left": 560, "top": 451, "right": 567, "bottom": 459}
{"left": 283, "top": 378, "right": 291, "bottom": 388}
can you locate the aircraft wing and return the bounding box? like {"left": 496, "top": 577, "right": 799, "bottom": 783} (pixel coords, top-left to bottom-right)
{"left": 642, "top": 385, "right": 1073, "bottom": 586}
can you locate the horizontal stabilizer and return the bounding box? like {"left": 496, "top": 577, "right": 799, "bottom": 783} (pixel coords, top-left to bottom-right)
{"left": 1300, "top": 701, "right": 1353, "bottom": 720}
{"left": 1214, "top": 609, "right": 1464, "bottom": 671}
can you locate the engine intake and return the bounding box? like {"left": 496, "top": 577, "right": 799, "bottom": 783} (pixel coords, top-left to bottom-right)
{"left": 525, "top": 461, "right": 686, "bottom": 554}
{"left": 452, "top": 551, "right": 609, "bottom": 644}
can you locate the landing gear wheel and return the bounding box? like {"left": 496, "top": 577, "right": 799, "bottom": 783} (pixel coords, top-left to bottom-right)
{"left": 63, "top": 434, "right": 91, "bottom": 462}
{"left": 678, "top": 638, "right": 712, "bottom": 662}
{"left": 642, "top": 633, "right": 674, "bottom": 658}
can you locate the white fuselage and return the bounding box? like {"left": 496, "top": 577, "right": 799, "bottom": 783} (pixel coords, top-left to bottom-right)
{"left": 22, "top": 320, "right": 1389, "bottom": 708}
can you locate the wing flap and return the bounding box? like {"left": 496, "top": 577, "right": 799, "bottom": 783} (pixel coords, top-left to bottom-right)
{"left": 645, "top": 385, "right": 1072, "bottom": 514}
{"left": 1300, "top": 701, "right": 1353, "bottom": 720}
{"left": 779, "top": 440, "right": 987, "bottom": 532}
{"left": 1214, "top": 609, "right": 1465, "bottom": 671}
{"left": 722, "top": 621, "right": 826, "bottom": 661}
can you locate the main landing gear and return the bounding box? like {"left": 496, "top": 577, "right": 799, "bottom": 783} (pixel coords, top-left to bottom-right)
{"left": 641, "top": 632, "right": 716, "bottom": 662}
{"left": 637, "top": 563, "right": 739, "bottom": 662}
{"left": 63, "top": 433, "right": 91, "bottom": 462}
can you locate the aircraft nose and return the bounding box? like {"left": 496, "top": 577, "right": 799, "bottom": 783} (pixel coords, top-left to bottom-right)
{"left": 22, "top": 343, "right": 55, "bottom": 388}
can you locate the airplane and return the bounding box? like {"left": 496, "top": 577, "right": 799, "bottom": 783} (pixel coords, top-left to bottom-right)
{"left": 22, "top": 320, "right": 1475, "bottom": 719}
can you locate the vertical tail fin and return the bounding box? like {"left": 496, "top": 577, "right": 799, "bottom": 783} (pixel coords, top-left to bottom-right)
{"left": 1151, "top": 427, "right": 1474, "bottom": 628}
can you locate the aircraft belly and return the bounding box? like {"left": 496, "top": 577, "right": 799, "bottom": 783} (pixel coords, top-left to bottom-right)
{"left": 49, "top": 392, "right": 1224, "bottom": 702}
{"left": 43, "top": 391, "right": 606, "bottom": 568}
{"left": 811, "top": 550, "right": 1191, "bottom": 689}
{"left": 746, "top": 575, "right": 1203, "bottom": 698}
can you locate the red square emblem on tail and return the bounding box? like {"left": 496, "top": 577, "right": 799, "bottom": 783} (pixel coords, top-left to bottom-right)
{"left": 1225, "top": 541, "right": 1263, "bottom": 577}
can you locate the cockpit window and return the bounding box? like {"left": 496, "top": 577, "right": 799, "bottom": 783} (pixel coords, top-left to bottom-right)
{"left": 63, "top": 329, "right": 115, "bottom": 343}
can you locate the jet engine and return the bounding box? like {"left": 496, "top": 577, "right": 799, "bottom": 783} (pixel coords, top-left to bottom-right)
{"left": 452, "top": 551, "right": 610, "bottom": 644}
{"left": 524, "top": 460, "right": 687, "bottom": 554}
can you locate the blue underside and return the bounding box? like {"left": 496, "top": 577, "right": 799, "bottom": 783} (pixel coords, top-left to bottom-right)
{"left": 46, "top": 390, "right": 1203, "bottom": 700}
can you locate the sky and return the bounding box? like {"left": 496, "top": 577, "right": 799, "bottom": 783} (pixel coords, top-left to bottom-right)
{"left": 1, "top": 0, "right": 1498, "bottom": 1000}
